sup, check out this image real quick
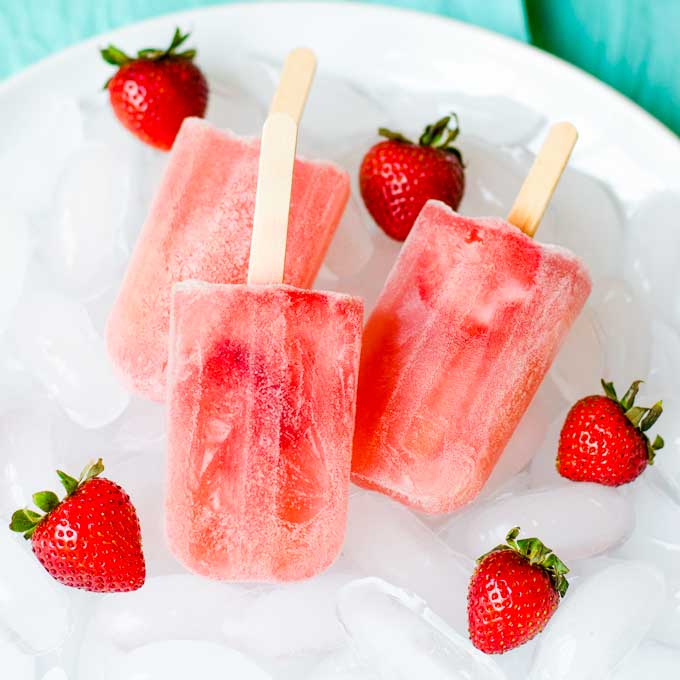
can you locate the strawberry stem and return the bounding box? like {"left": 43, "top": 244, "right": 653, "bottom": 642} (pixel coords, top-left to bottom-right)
{"left": 9, "top": 458, "right": 106, "bottom": 540}
{"left": 480, "top": 527, "right": 570, "bottom": 598}
{"left": 601, "top": 379, "right": 664, "bottom": 464}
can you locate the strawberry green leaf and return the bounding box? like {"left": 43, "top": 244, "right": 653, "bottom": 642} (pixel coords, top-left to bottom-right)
{"left": 137, "top": 48, "right": 165, "bottom": 59}
{"left": 9, "top": 508, "right": 42, "bottom": 533}
{"left": 640, "top": 401, "right": 663, "bottom": 432}
{"left": 32, "top": 491, "right": 59, "bottom": 514}
{"left": 652, "top": 434, "right": 665, "bottom": 450}
{"left": 100, "top": 45, "right": 131, "bottom": 66}
{"left": 620, "top": 380, "right": 643, "bottom": 411}
{"left": 601, "top": 379, "right": 618, "bottom": 401}
{"left": 57, "top": 470, "right": 79, "bottom": 496}
{"left": 378, "top": 127, "right": 414, "bottom": 145}
{"left": 80, "top": 458, "right": 105, "bottom": 484}
{"left": 624, "top": 405, "right": 649, "bottom": 428}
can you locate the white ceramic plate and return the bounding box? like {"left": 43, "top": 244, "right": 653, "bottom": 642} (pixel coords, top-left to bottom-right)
{"left": 2, "top": 3, "right": 680, "bottom": 678}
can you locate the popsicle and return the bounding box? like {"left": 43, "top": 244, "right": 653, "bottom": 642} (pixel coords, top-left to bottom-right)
{"left": 165, "top": 50, "right": 363, "bottom": 581}
{"left": 352, "top": 123, "right": 591, "bottom": 514}
{"left": 106, "top": 50, "right": 350, "bottom": 401}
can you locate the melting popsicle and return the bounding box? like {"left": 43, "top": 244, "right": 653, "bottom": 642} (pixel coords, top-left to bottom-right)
{"left": 106, "top": 50, "right": 350, "bottom": 401}
{"left": 351, "top": 123, "right": 591, "bottom": 514}
{"left": 165, "top": 49, "right": 363, "bottom": 581}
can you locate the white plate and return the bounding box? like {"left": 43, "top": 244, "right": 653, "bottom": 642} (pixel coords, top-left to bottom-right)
{"left": 1, "top": 3, "right": 680, "bottom": 678}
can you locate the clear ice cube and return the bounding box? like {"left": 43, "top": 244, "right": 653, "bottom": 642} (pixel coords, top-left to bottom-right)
{"left": 0, "top": 207, "right": 30, "bottom": 338}
{"left": 337, "top": 578, "right": 507, "bottom": 680}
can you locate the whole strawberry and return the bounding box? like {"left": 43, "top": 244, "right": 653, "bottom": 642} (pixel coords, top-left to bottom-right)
{"left": 359, "top": 114, "right": 465, "bottom": 241}
{"left": 101, "top": 28, "right": 208, "bottom": 150}
{"left": 468, "top": 527, "right": 569, "bottom": 654}
{"left": 557, "top": 379, "right": 664, "bottom": 486}
{"left": 9, "top": 459, "right": 145, "bottom": 593}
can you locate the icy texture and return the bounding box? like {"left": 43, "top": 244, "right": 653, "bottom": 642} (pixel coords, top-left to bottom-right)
{"left": 112, "top": 641, "right": 271, "bottom": 680}
{"left": 88, "top": 575, "right": 252, "bottom": 651}
{"left": 337, "top": 578, "right": 507, "bottom": 680}
{"left": 441, "top": 483, "right": 633, "bottom": 561}
{"left": 166, "top": 283, "right": 363, "bottom": 580}
{"left": 0, "top": 93, "right": 83, "bottom": 213}
{"left": 12, "top": 288, "right": 129, "bottom": 428}
{"left": 0, "top": 208, "right": 30, "bottom": 337}
{"left": 611, "top": 642, "right": 680, "bottom": 679}
{"left": 0, "top": 639, "right": 34, "bottom": 680}
{"left": 529, "top": 561, "right": 665, "bottom": 679}
{"left": 307, "top": 648, "right": 379, "bottom": 680}
{"left": 45, "top": 143, "right": 128, "bottom": 300}
{"left": 651, "top": 579, "right": 680, "bottom": 647}
{"left": 352, "top": 201, "right": 591, "bottom": 513}
{"left": 43, "top": 669, "right": 69, "bottom": 680}
{"left": 625, "top": 192, "right": 680, "bottom": 324}
{"left": 343, "top": 492, "right": 472, "bottom": 633}
{"left": 235, "top": 571, "right": 357, "bottom": 656}
{"left": 0, "top": 533, "right": 70, "bottom": 653}
{"left": 106, "top": 118, "right": 350, "bottom": 400}
{"left": 528, "top": 410, "right": 572, "bottom": 489}
{"left": 0, "top": 405, "right": 56, "bottom": 522}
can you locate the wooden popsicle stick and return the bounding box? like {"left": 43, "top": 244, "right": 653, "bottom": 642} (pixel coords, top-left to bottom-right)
{"left": 247, "top": 48, "right": 317, "bottom": 286}
{"left": 247, "top": 112, "right": 298, "bottom": 285}
{"left": 269, "top": 47, "right": 317, "bottom": 124}
{"left": 507, "top": 122, "right": 578, "bottom": 237}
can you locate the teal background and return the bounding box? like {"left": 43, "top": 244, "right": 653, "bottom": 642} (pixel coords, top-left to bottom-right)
{"left": 1, "top": 0, "right": 678, "bottom": 135}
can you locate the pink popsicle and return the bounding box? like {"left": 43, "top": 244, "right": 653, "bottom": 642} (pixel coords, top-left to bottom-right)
{"left": 106, "top": 117, "right": 350, "bottom": 401}
{"left": 351, "top": 199, "right": 591, "bottom": 513}
{"left": 166, "top": 281, "right": 362, "bottom": 580}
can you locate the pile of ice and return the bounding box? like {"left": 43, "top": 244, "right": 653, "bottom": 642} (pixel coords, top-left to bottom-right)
{"left": 1, "top": 54, "right": 680, "bottom": 679}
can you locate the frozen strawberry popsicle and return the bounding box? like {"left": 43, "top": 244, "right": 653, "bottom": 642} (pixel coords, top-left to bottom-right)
{"left": 165, "top": 50, "right": 363, "bottom": 581}
{"left": 166, "top": 281, "right": 362, "bottom": 580}
{"left": 107, "top": 51, "right": 350, "bottom": 401}
{"left": 352, "top": 124, "right": 591, "bottom": 514}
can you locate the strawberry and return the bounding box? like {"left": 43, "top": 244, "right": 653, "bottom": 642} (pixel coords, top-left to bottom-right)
{"left": 9, "top": 459, "right": 145, "bottom": 593}
{"left": 101, "top": 28, "right": 208, "bottom": 150}
{"left": 557, "top": 379, "right": 664, "bottom": 486}
{"left": 359, "top": 115, "right": 465, "bottom": 241}
{"left": 468, "top": 527, "right": 569, "bottom": 654}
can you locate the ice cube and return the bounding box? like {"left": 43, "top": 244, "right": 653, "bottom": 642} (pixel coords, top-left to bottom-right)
{"left": 650, "top": 578, "right": 680, "bottom": 648}
{"left": 42, "top": 668, "right": 69, "bottom": 680}
{"left": 441, "top": 483, "right": 633, "bottom": 561}
{"left": 0, "top": 92, "right": 83, "bottom": 213}
{"left": 590, "top": 278, "right": 651, "bottom": 384}
{"left": 307, "top": 648, "right": 379, "bottom": 680}
{"left": 88, "top": 574, "right": 252, "bottom": 651}
{"left": 337, "top": 578, "right": 507, "bottom": 680}
{"left": 112, "top": 641, "right": 271, "bottom": 680}
{"left": 44, "top": 143, "right": 128, "bottom": 301}
{"left": 343, "top": 493, "right": 473, "bottom": 634}
{"left": 480, "top": 378, "right": 568, "bottom": 498}
{"left": 528, "top": 410, "right": 572, "bottom": 489}
{"left": 625, "top": 191, "right": 680, "bottom": 324}
{"left": 12, "top": 288, "right": 130, "bottom": 429}
{"left": 0, "top": 638, "right": 34, "bottom": 680}
{"left": 611, "top": 641, "right": 680, "bottom": 679}
{"left": 0, "top": 405, "right": 56, "bottom": 522}
{"left": 234, "top": 571, "right": 358, "bottom": 656}
{"left": 0, "top": 533, "right": 71, "bottom": 653}
{"left": 529, "top": 560, "right": 665, "bottom": 679}
{"left": 540, "top": 168, "right": 625, "bottom": 284}
{"left": 613, "top": 478, "right": 680, "bottom": 576}
{"left": 639, "top": 320, "right": 680, "bottom": 501}
{"left": 0, "top": 207, "right": 31, "bottom": 338}
{"left": 549, "top": 307, "right": 604, "bottom": 403}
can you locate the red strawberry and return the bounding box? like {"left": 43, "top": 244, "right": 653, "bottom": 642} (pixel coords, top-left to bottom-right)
{"left": 557, "top": 379, "right": 664, "bottom": 486}
{"left": 101, "top": 28, "right": 208, "bottom": 150}
{"left": 359, "top": 115, "right": 465, "bottom": 241}
{"left": 468, "top": 527, "right": 569, "bottom": 654}
{"left": 9, "top": 459, "right": 145, "bottom": 593}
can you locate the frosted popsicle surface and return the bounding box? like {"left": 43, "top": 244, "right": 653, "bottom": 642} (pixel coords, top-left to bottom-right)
{"left": 107, "top": 117, "right": 350, "bottom": 401}
{"left": 166, "top": 282, "right": 363, "bottom": 581}
{"left": 352, "top": 200, "right": 591, "bottom": 514}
